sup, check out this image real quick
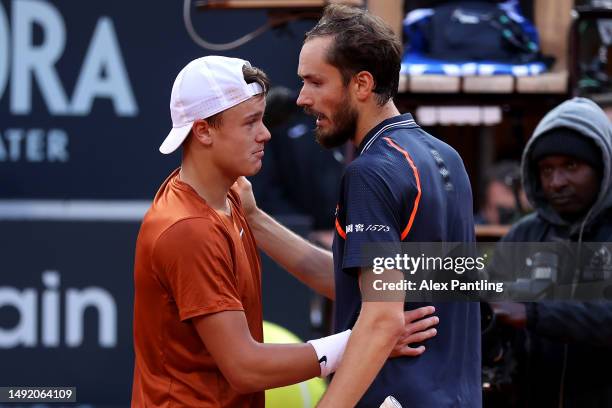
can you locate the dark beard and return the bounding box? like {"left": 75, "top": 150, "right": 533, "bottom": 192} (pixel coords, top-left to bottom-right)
{"left": 314, "top": 97, "right": 358, "bottom": 149}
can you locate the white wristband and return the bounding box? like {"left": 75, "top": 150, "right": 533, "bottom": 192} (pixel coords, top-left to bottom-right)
{"left": 307, "top": 329, "right": 351, "bottom": 377}
{"left": 380, "top": 396, "right": 403, "bottom": 408}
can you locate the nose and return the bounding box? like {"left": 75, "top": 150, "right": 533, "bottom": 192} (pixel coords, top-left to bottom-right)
{"left": 549, "top": 169, "right": 569, "bottom": 191}
{"left": 296, "top": 87, "right": 312, "bottom": 108}
{"left": 257, "top": 123, "right": 271, "bottom": 143}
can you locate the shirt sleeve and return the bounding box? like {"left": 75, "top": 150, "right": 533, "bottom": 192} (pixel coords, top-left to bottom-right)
{"left": 153, "top": 218, "right": 243, "bottom": 321}
{"left": 341, "top": 162, "right": 417, "bottom": 271}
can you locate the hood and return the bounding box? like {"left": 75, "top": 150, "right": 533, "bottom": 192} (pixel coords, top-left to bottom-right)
{"left": 521, "top": 97, "right": 612, "bottom": 233}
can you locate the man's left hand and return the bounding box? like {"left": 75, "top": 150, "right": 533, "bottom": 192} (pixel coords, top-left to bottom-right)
{"left": 232, "top": 177, "right": 257, "bottom": 218}
{"left": 390, "top": 306, "right": 438, "bottom": 357}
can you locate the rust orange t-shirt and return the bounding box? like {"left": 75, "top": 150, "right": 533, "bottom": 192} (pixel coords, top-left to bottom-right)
{"left": 131, "top": 169, "right": 264, "bottom": 407}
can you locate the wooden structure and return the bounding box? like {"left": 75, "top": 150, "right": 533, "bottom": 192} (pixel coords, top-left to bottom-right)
{"left": 197, "top": 0, "right": 575, "bottom": 102}
{"left": 386, "top": 0, "right": 574, "bottom": 96}
{"left": 475, "top": 224, "right": 511, "bottom": 241}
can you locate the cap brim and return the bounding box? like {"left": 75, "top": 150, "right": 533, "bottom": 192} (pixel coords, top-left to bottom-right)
{"left": 159, "top": 123, "right": 193, "bottom": 154}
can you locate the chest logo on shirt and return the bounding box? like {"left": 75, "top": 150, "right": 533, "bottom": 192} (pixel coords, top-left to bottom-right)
{"left": 345, "top": 224, "right": 391, "bottom": 233}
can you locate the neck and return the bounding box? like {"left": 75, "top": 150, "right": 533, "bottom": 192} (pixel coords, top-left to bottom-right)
{"left": 559, "top": 210, "right": 588, "bottom": 224}
{"left": 180, "top": 150, "right": 234, "bottom": 213}
{"left": 353, "top": 101, "right": 401, "bottom": 147}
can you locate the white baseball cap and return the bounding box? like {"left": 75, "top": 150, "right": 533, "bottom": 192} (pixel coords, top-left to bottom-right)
{"left": 159, "top": 56, "right": 265, "bottom": 154}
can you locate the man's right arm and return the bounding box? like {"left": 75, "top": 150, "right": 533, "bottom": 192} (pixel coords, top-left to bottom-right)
{"left": 249, "top": 207, "right": 335, "bottom": 299}
{"left": 194, "top": 311, "right": 320, "bottom": 393}
{"left": 193, "top": 306, "right": 438, "bottom": 394}
{"left": 235, "top": 177, "right": 335, "bottom": 300}
{"left": 526, "top": 301, "right": 612, "bottom": 346}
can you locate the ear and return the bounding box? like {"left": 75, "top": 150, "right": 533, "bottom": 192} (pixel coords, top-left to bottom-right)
{"left": 352, "top": 71, "right": 375, "bottom": 102}
{"left": 191, "top": 119, "right": 214, "bottom": 147}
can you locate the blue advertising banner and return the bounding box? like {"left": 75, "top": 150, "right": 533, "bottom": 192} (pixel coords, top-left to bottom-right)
{"left": 0, "top": 221, "right": 139, "bottom": 406}
{"left": 0, "top": 220, "right": 315, "bottom": 406}
{"left": 0, "top": 0, "right": 312, "bottom": 198}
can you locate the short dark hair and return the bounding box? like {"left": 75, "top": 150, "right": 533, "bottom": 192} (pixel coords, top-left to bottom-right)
{"left": 206, "top": 64, "right": 271, "bottom": 128}
{"left": 305, "top": 4, "right": 401, "bottom": 106}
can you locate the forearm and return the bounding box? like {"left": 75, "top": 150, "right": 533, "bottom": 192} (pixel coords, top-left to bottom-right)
{"left": 237, "top": 342, "right": 321, "bottom": 393}
{"left": 249, "top": 208, "right": 335, "bottom": 299}
{"left": 528, "top": 301, "right": 612, "bottom": 346}
{"left": 196, "top": 311, "right": 324, "bottom": 394}
{"left": 318, "top": 303, "right": 404, "bottom": 407}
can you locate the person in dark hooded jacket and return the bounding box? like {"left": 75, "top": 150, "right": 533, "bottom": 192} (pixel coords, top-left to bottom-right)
{"left": 491, "top": 97, "right": 612, "bottom": 407}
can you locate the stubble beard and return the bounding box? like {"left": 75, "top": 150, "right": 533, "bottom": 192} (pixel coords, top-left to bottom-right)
{"left": 314, "top": 94, "right": 358, "bottom": 149}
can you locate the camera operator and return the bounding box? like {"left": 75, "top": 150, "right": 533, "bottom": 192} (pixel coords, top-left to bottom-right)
{"left": 490, "top": 97, "right": 612, "bottom": 407}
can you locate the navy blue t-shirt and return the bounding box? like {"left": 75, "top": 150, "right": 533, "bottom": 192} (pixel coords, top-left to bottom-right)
{"left": 332, "top": 113, "right": 481, "bottom": 407}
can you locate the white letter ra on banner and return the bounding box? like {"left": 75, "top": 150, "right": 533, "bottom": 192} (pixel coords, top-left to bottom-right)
{"left": 0, "top": 0, "right": 138, "bottom": 117}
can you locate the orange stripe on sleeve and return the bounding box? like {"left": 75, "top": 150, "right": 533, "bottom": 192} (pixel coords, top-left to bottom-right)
{"left": 383, "top": 137, "right": 422, "bottom": 240}
{"left": 335, "top": 217, "right": 347, "bottom": 240}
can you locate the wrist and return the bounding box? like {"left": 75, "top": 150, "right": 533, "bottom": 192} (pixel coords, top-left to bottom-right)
{"left": 307, "top": 329, "right": 352, "bottom": 377}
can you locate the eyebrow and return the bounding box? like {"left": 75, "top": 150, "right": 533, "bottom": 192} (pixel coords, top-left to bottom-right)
{"left": 299, "top": 73, "right": 321, "bottom": 81}
{"left": 243, "top": 111, "right": 264, "bottom": 121}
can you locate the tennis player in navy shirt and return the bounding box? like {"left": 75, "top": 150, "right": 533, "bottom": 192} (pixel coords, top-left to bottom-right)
{"left": 238, "top": 4, "right": 481, "bottom": 407}
{"left": 298, "top": 5, "right": 480, "bottom": 407}
{"left": 332, "top": 112, "right": 481, "bottom": 407}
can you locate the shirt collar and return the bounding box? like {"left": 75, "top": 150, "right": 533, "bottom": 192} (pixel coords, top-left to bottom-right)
{"left": 357, "top": 113, "right": 415, "bottom": 155}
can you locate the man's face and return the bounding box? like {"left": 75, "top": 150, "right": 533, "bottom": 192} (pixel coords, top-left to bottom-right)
{"left": 537, "top": 155, "right": 600, "bottom": 218}
{"left": 297, "top": 36, "right": 358, "bottom": 148}
{"left": 207, "top": 95, "right": 270, "bottom": 178}
{"left": 484, "top": 181, "right": 522, "bottom": 224}
{"left": 483, "top": 180, "right": 530, "bottom": 224}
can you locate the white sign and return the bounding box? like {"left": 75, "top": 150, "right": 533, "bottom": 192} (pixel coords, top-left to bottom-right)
{"left": 0, "top": 271, "right": 118, "bottom": 348}
{"left": 0, "top": 0, "right": 138, "bottom": 116}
